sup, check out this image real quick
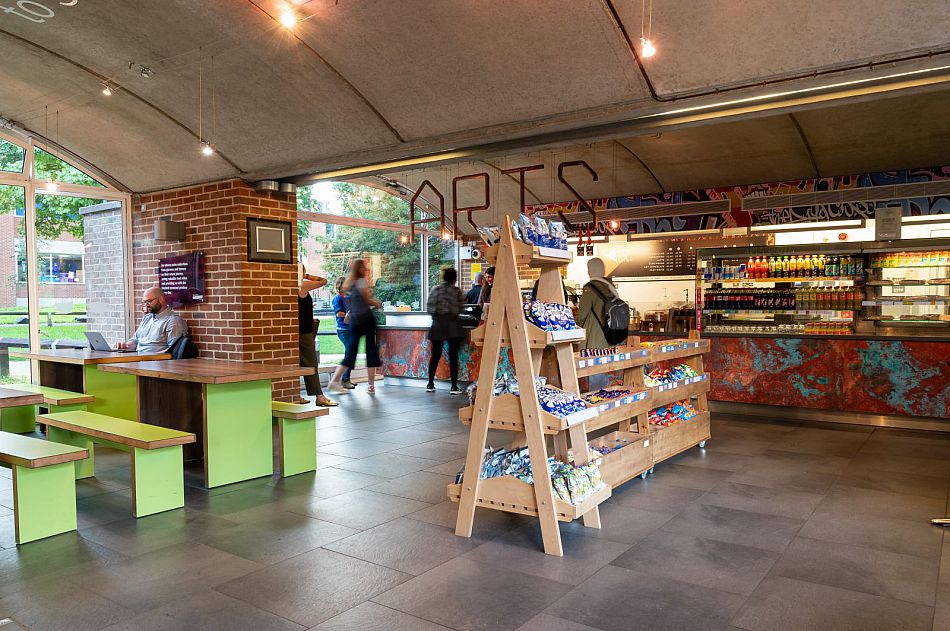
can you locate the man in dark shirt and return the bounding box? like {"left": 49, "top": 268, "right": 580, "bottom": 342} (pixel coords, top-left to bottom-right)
{"left": 464, "top": 272, "right": 484, "bottom": 305}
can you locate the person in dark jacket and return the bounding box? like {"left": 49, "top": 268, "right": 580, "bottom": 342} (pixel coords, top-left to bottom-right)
{"left": 298, "top": 267, "right": 336, "bottom": 406}
{"left": 464, "top": 272, "right": 484, "bottom": 305}
{"left": 426, "top": 267, "right": 465, "bottom": 394}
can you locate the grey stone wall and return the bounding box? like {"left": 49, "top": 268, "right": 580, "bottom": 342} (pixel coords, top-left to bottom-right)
{"left": 81, "top": 201, "right": 127, "bottom": 344}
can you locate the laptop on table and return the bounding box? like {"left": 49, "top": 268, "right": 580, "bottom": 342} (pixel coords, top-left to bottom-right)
{"left": 84, "top": 332, "right": 137, "bottom": 353}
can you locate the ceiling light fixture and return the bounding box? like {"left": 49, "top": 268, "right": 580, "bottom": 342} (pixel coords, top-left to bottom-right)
{"left": 140, "top": 66, "right": 154, "bottom": 79}
{"left": 640, "top": 0, "right": 656, "bottom": 58}
{"left": 279, "top": 10, "right": 297, "bottom": 28}
{"left": 609, "top": 220, "right": 620, "bottom": 230}
{"left": 102, "top": 84, "right": 113, "bottom": 96}
{"left": 201, "top": 143, "right": 214, "bottom": 156}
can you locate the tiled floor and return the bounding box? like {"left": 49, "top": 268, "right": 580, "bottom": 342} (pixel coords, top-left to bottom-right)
{"left": 0, "top": 385, "right": 948, "bottom": 630}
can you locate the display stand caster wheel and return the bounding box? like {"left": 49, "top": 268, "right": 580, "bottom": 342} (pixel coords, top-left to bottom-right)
{"left": 698, "top": 440, "right": 707, "bottom": 449}
{"left": 640, "top": 471, "right": 648, "bottom": 480}
{"left": 648, "top": 467, "right": 655, "bottom": 475}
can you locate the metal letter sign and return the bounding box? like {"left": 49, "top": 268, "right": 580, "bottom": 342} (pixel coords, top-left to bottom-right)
{"left": 409, "top": 180, "right": 445, "bottom": 244}
{"left": 557, "top": 160, "right": 599, "bottom": 230}
{"left": 451, "top": 173, "right": 490, "bottom": 239}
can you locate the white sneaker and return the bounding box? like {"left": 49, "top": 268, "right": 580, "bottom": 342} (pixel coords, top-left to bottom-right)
{"left": 327, "top": 381, "right": 349, "bottom": 394}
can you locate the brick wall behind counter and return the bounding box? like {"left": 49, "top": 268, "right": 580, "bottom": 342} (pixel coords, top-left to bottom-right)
{"left": 132, "top": 179, "right": 300, "bottom": 401}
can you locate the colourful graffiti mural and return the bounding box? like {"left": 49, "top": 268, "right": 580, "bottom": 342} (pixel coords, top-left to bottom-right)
{"left": 529, "top": 165, "right": 950, "bottom": 235}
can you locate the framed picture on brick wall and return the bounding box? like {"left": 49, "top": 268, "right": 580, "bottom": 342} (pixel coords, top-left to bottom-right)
{"left": 247, "top": 217, "right": 293, "bottom": 264}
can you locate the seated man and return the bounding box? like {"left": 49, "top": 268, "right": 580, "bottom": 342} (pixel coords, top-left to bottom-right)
{"left": 116, "top": 287, "right": 188, "bottom": 353}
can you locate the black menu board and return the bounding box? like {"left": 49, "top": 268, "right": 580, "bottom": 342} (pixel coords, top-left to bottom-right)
{"left": 612, "top": 240, "right": 697, "bottom": 278}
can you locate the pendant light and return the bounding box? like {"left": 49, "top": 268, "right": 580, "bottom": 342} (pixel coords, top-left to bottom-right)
{"left": 640, "top": 0, "right": 656, "bottom": 58}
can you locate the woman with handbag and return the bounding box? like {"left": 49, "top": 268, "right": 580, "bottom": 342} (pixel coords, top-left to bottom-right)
{"left": 425, "top": 267, "right": 465, "bottom": 395}
{"left": 328, "top": 259, "right": 382, "bottom": 394}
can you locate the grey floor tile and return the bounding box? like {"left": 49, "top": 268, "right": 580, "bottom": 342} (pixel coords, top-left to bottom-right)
{"left": 393, "top": 439, "right": 470, "bottom": 463}
{"left": 846, "top": 452, "right": 950, "bottom": 479}
{"left": 317, "top": 438, "right": 399, "bottom": 459}
{"left": 666, "top": 503, "right": 804, "bottom": 553}
{"left": 413, "top": 418, "right": 468, "bottom": 435}
{"left": 424, "top": 457, "right": 467, "bottom": 476}
{"left": 814, "top": 485, "right": 947, "bottom": 522}
{"left": 101, "top": 590, "right": 305, "bottom": 630}
{"left": 702, "top": 436, "right": 776, "bottom": 456}
{"left": 546, "top": 565, "right": 745, "bottom": 631}
{"left": 217, "top": 547, "right": 411, "bottom": 628}
{"left": 405, "top": 500, "right": 530, "bottom": 541}
{"left": 199, "top": 511, "right": 357, "bottom": 565}
{"left": 799, "top": 512, "right": 945, "bottom": 559}
{"left": 315, "top": 453, "right": 354, "bottom": 469}
{"left": 836, "top": 468, "right": 950, "bottom": 500}
{"left": 770, "top": 435, "right": 865, "bottom": 458}
{"left": 334, "top": 452, "right": 442, "bottom": 479}
{"left": 728, "top": 463, "right": 839, "bottom": 494}
{"left": 314, "top": 426, "right": 374, "bottom": 446}
{"left": 770, "top": 537, "right": 939, "bottom": 606}
{"left": 515, "top": 613, "right": 602, "bottom": 631}
{"left": 325, "top": 517, "right": 480, "bottom": 575}
{"left": 612, "top": 529, "right": 780, "bottom": 595}
{"left": 609, "top": 479, "right": 706, "bottom": 514}
{"left": 463, "top": 522, "right": 631, "bottom": 586}
{"left": 560, "top": 501, "right": 675, "bottom": 546}
{"left": 373, "top": 428, "right": 450, "bottom": 446}
{"left": 311, "top": 601, "right": 451, "bottom": 631}
{"left": 79, "top": 508, "right": 241, "bottom": 557}
{"left": 374, "top": 556, "right": 572, "bottom": 631}
{"left": 367, "top": 471, "right": 454, "bottom": 504}
{"left": 666, "top": 448, "right": 752, "bottom": 472}
{"left": 433, "top": 431, "right": 471, "bottom": 445}
{"left": 860, "top": 433, "right": 950, "bottom": 461}
{"left": 700, "top": 481, "right": 825, "bottom": 520}
{"left": 75, "top": 542, "right": 261, "bottom": 613}
{"left": 76, "top": 491, "right": 134, "bottom": 529}
{"left": 0, "top": 577, "right": 135, "bottom": 631}
{"left": 286, "top": 489, "right": 431, "bottom": 530}
{"left": 635, "top": 463, "right": 734, "bottom": 491}
{"left": 732, "top": 576, "right": 933, "bottom": 631}
{"left": 749, "top": 449, "right": 852, "bottom": 475}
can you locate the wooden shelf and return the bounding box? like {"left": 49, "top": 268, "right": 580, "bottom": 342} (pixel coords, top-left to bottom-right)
{"left": 647, "top": 339, "right": 711, "bottom": 362}
{"left": 470, "top": 321, "right": 585, "bottom": 348}
{"left": 650, "top": 412, "right": 711, "bottom": 462}
{"left": 575, "top": 348, "right": 652, "bottom": 377}
{"left": 647, "top": 374, "right": 711, "bottom": 410}
{"left": 581, "top": 388, "right": 652, "bottom": 433}
{"left": 458, "top": 390, "right": 598, "bottom": 434}
{"left": 588, "top": 431, "right": 654, "bottom": 488}
{"left": 486, "top": 240, "right": 573, "bottom": 266}
{"left": 447, "top": 476, "right": 610, "bottom": 522}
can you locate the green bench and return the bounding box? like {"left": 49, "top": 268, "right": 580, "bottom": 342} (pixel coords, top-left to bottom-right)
{"left": 272, "top": 401, "right": 328, "bottom": 477}
{"left": 0, "top": 383, "right": 94, "bottom": 434}
{"left": 0, "top": 432, "right": 88, "bottom": 544}
{"left": 39, "top": 411, "right": 195, "bottom": 518}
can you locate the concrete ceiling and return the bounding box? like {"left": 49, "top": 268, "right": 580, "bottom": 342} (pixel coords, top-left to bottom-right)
{"left": 0, "top": 0, "right": 947, "bottom": 193}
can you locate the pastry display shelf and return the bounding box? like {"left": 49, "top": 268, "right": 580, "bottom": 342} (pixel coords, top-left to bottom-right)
{"left": 588, "top": 431, "right": 654, "bottom": 488}
{"left": 486, "top": 240, "right": 573, "bottom": 267}
{"left": 580, "top": 388, "right": 652, "bottom": 434}
{"left": 458, "top": 390, "right": 599, "bottom": 435}
{"left": 470, "top": 321, "right": 585, "bottom": 348}
{"left": 447, "top": 476, "right": 610, "bottom": 522}
{"left": 702, "top": 277, "right": 862, "bottom": 286}
{"left": 575, "top": 347, "right": 652, "bottom": 377}
{"left": 649, "top": 412, "right": 712, "bottom": 462}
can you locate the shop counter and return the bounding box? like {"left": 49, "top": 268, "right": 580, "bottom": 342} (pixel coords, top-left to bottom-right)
{"left": 10, "top": 349, "right": 171, "bottom": 420}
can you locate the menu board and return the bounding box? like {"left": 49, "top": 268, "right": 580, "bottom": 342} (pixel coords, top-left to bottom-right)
{"left": 613, "top": 240, "right": 697, "bottom": 278}
{"left": 159, "top": 251, "right": 206, "bottom": 307}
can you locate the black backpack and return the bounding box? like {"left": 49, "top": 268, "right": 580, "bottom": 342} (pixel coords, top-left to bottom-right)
{"left": 587, "top": 281, "right": 630, "bottom": 346}
{"left": 168, "top": 335, "right": 199, "bottom": 359}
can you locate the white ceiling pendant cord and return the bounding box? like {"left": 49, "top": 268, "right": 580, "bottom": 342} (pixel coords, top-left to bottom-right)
{"left": 198, "top": 49, "right": 214, "bottom": 157}
{"left": 640, "top": 0, "right": 656, "bottom": 58}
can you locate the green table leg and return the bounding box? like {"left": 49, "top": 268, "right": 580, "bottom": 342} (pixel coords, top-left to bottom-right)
{"left": 13, "top": 462, "right": 78, "bottom": 544}
{"left": 46, "top": 426, "right": 95, "bottom": 480}
{"left": 205, "top": 380, "right": 273, "bottom": 488}
{"left": 0, "top": 405, "right": 37, "bottom": 434}
{"left": 276, "top": 417, "right": 317, "bottom": 477}
{"left": 132, "top": 445, "right": 184, "bottom": 517}
{"left": 84, "top": 365, "right": 138, "bottom": 421}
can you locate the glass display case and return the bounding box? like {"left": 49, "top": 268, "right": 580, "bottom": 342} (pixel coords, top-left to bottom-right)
{"left": 696, "top": 238, "right": 950, "bottom": 338}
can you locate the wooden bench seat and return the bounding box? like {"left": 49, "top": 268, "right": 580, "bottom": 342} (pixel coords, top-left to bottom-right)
{"left": 0, "top": 432, "right": 88, "bottom": 544}
{"left": 272, "top": 401, "right": 328, "bottom": 477}
{"left": 39, "top": 410, "right": 195, "bottom": 518}
{"left": 0, "top": 383, "right": 93, "bottom": 434}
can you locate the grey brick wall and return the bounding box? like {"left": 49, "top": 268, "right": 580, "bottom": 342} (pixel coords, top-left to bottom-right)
{"left": 81, "top": 201, "right": 127, "bottom": 344}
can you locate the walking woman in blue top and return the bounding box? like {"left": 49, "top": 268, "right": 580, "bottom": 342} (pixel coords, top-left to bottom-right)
{"left": 332, "top": 277, "right": 356, "bottom": 389}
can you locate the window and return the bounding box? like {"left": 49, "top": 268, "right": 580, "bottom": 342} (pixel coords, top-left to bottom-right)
{"left": 33, "top": 147, "right": 104, "bottom": 187}
{"left": 18, "top": 252, "right": 85, "bottom": 284}
{"left": 0, "top": 138, "right": 25, "bottom": 173}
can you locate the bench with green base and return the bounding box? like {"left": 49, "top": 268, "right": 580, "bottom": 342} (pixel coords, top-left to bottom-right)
{"left": 272, "top": 401, "right": 328, "bottom": 477}
{"left": 39, "top": 410, "right": 195, "bottom": 518}
{"left": 0, "top": 383, "right": 94, "bottom": 434}
{"left": 0, "top": 432, "right": 88, "bottom": 544}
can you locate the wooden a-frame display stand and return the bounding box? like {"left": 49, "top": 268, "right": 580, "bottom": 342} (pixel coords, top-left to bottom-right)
{"left": 448, "top": 217, "right": 609, "bottom": 556}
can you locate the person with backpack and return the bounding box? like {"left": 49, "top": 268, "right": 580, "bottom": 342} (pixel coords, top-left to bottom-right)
{"left": 577, "top": 258, "right": 629, "bottom": 349}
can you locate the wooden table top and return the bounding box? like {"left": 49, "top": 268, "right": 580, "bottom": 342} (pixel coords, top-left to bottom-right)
{"left": 0, "top": 387, "right": 44, "bottom": 408}
{"left": 10, "top": 349, "right": 171, "bottom": 365}
{"left": 97, "top": 358, "right": 314, "bottom": 384}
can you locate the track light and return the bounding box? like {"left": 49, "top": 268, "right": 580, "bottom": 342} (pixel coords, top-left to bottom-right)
{"left": 201, "top": 143, "right": 214, "bottom": 156}
{"left": 640, "top": 37, "right": 656, "bottom": 58}
{"left": 279, "top": 10, "right": 297, "bottom": 28}
{"left": 102, "top": 84, "right": 113, "bottom": 96}
{"left": 140, "top": 66, "right": 154, "bottom": 79}
{"left": 609, "top": 220, "right": 620, "bottom": 230}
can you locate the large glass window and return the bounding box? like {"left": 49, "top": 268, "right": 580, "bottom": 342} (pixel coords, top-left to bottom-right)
{"left": 0, "top": 138, "right": 25, "bottom": 174}
{"left": 0, "top": 184, "right": 30, "bottom": 384}
{"left": 33, "top": 147, "right": 104, "bottom": 187}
